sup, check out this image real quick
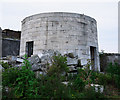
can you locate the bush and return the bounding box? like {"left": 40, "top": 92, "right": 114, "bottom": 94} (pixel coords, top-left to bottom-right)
{"left": 69, "top": 86, "right": 106, "bottom": 99}
{"left": 14, "top": 55, "right": 39, "bottom": 98}
{"left": 72, "top": 76, "right": 85, "bottom": 92}
{"left": 97, "top": 73, "right": 113, "bottom": 86}
{"left": 2, "top": 64, "right": 19, "bottom": 87}
{"left": 90, "top": 71, "right": 99, "bottom": 84}
{"left": 37, "top": 54, "right": 71, "bottom": 99}
{"left": 89, "top": 70, "right": 113, "bottom": 86}
{"left": 2, "top": 54, "right": 110, "bottom": 99}
{"left": 2, "top": 55, "right": 39, "bottom": 99}
{"left": 1, "top": 61, "right": 19, "bottom": 98}
{"left": 83, "top": 87, "right": 106, "bottom": 99}
{"left": 48, "top": 54, "right": 68, "bottom": 77}
{"left": 106, "top": 63, "right": 120, "bottom": 75}
{"left": 69, "top": 69, "right": 87, "bottom": 93}
{"left": 106, "top": 63, "right": 120, "bottom": 88}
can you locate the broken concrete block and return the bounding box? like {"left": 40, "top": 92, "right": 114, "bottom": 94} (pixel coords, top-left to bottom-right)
{"left": 7, "top": 56, "right": 17, "bottom": 61}
{"left": 28, "top": 55, "right": 41, "bottom": 65}
{"left": 68, "top": 66, "right": 76, "bottom": 71}
{"left": 67, "top": 53, "right": 75, "bottom": 58}
{"left": 31, "top": 63, "right": 42, "bottom": 71}
{"left": 32, "top": 63, "right": 47, "bottom": 71}
{"left": 91, "top": 84, "right": 104, "bottom": 93}
{"left": 40, "top": 49, "right": 60, "bottom": 64}
{"left": 64, "top": 52, "right": 78, "bottom": 59}
{"left": 16, "top": 58, "right": 24, "bottom": 63}
{"left": 67, "top": 57, "right": 78, "bottom": 65}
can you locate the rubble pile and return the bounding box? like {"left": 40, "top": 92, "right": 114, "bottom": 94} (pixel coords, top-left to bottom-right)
{"left": 1, "top": 50, "right": 83, "bottom": 74}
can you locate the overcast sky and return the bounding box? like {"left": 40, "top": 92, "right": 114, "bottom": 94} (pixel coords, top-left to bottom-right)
{"left": 0, "top": 0, "right": 118, "bottom": 53}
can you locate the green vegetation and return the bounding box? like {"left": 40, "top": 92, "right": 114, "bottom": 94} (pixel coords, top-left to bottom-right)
{"left": 106, "top": 63, "right": 120, "bottom": 89}
{"left": 1, "top": 54, "right": 120, "bottom": 99}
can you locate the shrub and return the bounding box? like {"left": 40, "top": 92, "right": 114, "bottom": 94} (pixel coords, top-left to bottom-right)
{"left": 72, "top": 76, "right": 85, "bottom": 92}
{"left": 106, "top": 63, "right": 120, "bottom": 75}
{"left": 90, "top": 71, "right": 99, "bottom": 84}
{"left": 2, "top": 64, "right": 19, "bottom": 87}
{"left": 0, "top": 61, "right": 12, "bottom": 69}
{"left": 2, "top": 55, "right": 39, "bottom": 99}
{"left": 1, "top": 61, "right": 19, "bottom": 98}
{"left": 106, "top": 63, "right": 120, "bottom": 88}
{"left": 69, "top": 69, "right": 87, "bottom": 93}
{"left": 2, "top": 54, "right": 109, "bottom": 99}
{"left": 13, "top": 55, "right": 38, "bottom": 98}
{"left": 37, "top": 54, "right": 71, "bottom": 99}
{"left": 96, "top": 73, "right": 113, "bottom": 86}
{"left": 83, "top": 87, "right": 106, "bottom": 99}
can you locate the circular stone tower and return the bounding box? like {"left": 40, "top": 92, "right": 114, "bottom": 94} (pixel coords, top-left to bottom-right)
{"left": 20, "top": 12, "right": 100, "bottom": 71}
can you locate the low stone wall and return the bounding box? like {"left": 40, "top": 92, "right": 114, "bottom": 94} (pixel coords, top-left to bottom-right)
{"left": 100, "top": 53, "right": 120, "bottom": 72}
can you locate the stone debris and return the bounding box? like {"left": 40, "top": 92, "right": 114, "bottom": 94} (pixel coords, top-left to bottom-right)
{"left": 65, "top": 52, "right": 78, "bottom": 59}
{"left": 91, "top": 84, "right": 104, "bottom": 93}
{"left": 28, "top": 55, "right": 41, "bottom": 65}
{"left": 67, "top": 57, "right": 78, "bottom": 65}
{"left": 40, "top": 49, "right": 60, "bottom": 64}
{"left": 7, "top": 56, "right": 17, "bottom": 61}
{"left": 62, "top": 81, "right": 69, "bottom": 86}
{"left": 1, "top": 50, "right": 82, "bottom": 74}
{"left": 69, "top": 66, "right": 77, "bottom": 72}
{"left": 16, "top": 58, "right": 24, "bottom": 63}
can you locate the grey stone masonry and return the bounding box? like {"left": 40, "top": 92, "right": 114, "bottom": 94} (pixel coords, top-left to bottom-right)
{"left": 20, "top": 12, "right": 100, "bottom": 71}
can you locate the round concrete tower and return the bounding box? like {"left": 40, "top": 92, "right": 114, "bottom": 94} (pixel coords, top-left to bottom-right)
{"left": 20, "top": 12, "right": 100, "bottom": 71}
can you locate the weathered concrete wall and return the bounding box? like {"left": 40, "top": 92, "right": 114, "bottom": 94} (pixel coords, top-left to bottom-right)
{"left": 106, "top": 54, "right": 120, "bottom": 64}
{"left": 20, "top": 12, "right": 100, "bottom": 71}
{"left": 100, "top": 53, "right": 120, "bottom": 72}
{"left": 1, "top": 29, "right": 21, "bottom": 57}
{"left": 2, "top": 38, "right": 20, "bottom": 57}
{"left": 0, "top": 28, "right": 2, "bottom": 58}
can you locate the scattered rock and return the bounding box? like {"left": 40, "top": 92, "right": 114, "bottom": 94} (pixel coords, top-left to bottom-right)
{"left": 40, "top": 49, "right": 60, "bottom": 64}
{"left": 91, "top": 84, "right": 104, "bottom": 93}
{"left": 77, "top": 59, "right": 82, "bottom": 67}
{"left": 31, "top": 63, "right": 46, "bottom": 71}
{"left": 65, "top": 52, "right": 78, "bottom": 59}
{"left": 62, "top": 81, "right": 69, "bottom": 86}
{"left": 6, "top": 56, "right": 17, "bottom": 61}
{"left": 67, "top": 53, "right": 75, "bottom": 58}
{"left": 16, "top": 57, "right": 24, "bottom": 63}
{"left": 68, "top": 66, "right": 76, "bottom": 71}
{"left": 1, "top": 49, "right": 82, "bottom": 75}
{"left": 28, "top": 55, "right": 41, "bottom": 65}
{"left": 67, "top": 57, "right": 78, "bottom": 65}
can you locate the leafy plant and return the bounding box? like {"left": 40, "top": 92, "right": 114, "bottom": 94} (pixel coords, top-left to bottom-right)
{"left": 36, "top": 54, "right": 71, "bottom": 99}
{"left": 72, "top": 75, "right": 85, "bottom": 92}
{"left": 106, "top": 63, "right": 120, "bottom": 88}
{"left": 69, "top": 60, "right": 93, "bottom": 93}
{"left": 14, "top": 55, "right": 38, "bottom": 98}
{"left": 3, "top": 54, "right": 119, "bottom": 99}
{"left": 2, "top": 63, "right": 19, "bottom": 87}
{"left": 0, "top": 61, "right": 12, "bottom": 69}
{"left": 2, "top": 55, "right": 40, "bottom": 99}
{"left": 1, "top": 61, "right": 20, "bottom": 99}
{"left": 83, "top": 87, "right": 106, "bottom": 99}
